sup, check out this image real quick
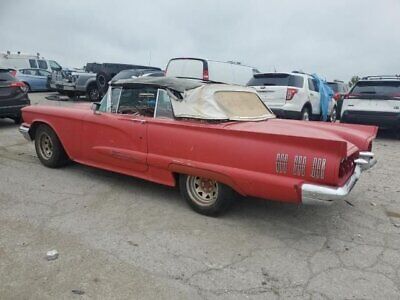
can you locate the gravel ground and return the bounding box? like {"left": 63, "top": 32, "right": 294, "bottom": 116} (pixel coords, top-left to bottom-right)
{"left": 0, "top": 92, "right": 399, "bottom": 299}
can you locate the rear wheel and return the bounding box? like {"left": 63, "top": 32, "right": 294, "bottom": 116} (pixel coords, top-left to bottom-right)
{"left": 300, "top": 106, "right": 311, "bottom": 121}
{"left": 179, "top": 174, "right": 235, "bottom": 216}
{"left": 328, "top": 106, "right": 337, "bottom": 123}
{"left": 34, "top": 124, "right": 69, "bottom": 168}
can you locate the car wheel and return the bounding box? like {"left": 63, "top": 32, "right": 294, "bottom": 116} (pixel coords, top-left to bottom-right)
{"left": 328, "top": 107, "right": 337, "bottom": 123}
{"left": 87, "top": 85, "right": 100, "bottom": 102}
{"left": 179, "top": 174, "right": 234, "bottom": 216}
{"left": 34, "top": 124, "right": 69, "bottom": 168}
{"left": 301, "top": 107, "right": 311, "bottom": 121}
{"left": 96, "top": 72, "right": 109, "bottom": 96}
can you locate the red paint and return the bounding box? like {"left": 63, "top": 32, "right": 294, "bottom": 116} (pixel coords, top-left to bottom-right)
{"left": 21, "top": 104, "right": 377, "bottom": 204}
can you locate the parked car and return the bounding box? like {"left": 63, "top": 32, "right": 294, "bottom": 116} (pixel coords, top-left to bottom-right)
{"left": 50, "top": 69, "right": 99, "bottom": 101}
{"left": 328, "top": 80, "right": 349, "bottom": 119}
{"left": 247, "top": 72, "right": 337, "bottom": 121}
{"left": 165, "top": 57, "right": 259, "bottom": 85}
{"left": 16, "top": 69, "right": 51, "bottom": 91}
{"left": 341, "top": 75, "right": 400, "bottom": 131}
{"left": 19, "top": 77, "right": 377, "bottom": 216}
{"left": 111, "top": 68, "right": 164, "bottom": 82}
{"left": 0, "top": 51, "right": 62, "bottom": 73}
{"left": 50, "top": 63, "right": 162, "bottom": 101}
{"left": 0, "top": 69, "right": 30, "bottom": 123}
{"left": 89, "top": 63, "right": 162, "bottom": 97}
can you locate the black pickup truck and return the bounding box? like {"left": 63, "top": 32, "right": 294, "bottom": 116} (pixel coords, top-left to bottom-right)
{"left": 86, "top": 63, "right": 162, "bottom": 97}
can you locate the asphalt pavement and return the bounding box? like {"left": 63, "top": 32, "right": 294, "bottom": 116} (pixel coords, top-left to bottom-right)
{"left": 0, "top": 92, "right": 399, "bottom": 299}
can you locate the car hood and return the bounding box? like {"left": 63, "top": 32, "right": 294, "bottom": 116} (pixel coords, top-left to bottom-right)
{"left": 223, "top": 119, "right": 377, "bottom": 155}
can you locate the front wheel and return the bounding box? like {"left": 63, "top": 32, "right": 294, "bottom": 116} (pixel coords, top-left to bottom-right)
{"left": 179, "top": 175, "right": 235, "bottom": 216}
{"left": 34, "top": 124, "right": 69, "bottom": 168}
{"left": 87, "top": 84, "right": 100, "bottom": 102}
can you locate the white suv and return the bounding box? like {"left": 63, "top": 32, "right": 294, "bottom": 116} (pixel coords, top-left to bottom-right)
{"left": 247, "top": 72, "right": 337, "bottom": 121}
{"left": 341, "top": 75, "right": 400, "bottom": 130}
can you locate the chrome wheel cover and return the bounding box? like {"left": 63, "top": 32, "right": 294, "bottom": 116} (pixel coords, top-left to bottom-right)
{"left": 186, "top": 176, "right": 219, "bottom": 207}
{"left": 38, "top": 132, "right": 53, "bottom": 160}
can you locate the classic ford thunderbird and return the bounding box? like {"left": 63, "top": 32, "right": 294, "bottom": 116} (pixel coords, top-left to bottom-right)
{"left": 19, "top": 77, "right": 377, "bottom": 216}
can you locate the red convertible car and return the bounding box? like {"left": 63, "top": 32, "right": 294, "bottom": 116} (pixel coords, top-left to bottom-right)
{"left": 19, "top": 77, "right": 377, "bottom": 216}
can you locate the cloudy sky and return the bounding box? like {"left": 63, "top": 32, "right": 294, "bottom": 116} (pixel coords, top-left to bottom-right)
{"left": 1, "top": 0, "right": 399, "bottom": 82}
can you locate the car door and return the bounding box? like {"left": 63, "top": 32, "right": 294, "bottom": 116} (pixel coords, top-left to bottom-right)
{"left": 81, "top": 86, "right": 149, "bottom": 173}
{"left": 307, "top": 78, "right": 320, "bottom": 115}
{"left": 37, "top": 70, "right": 50, "bottom": 90}
{"left": 20, "top": 69, "right": 42, "bottom": 91}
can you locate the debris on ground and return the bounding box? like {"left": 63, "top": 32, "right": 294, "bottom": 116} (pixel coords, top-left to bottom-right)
{"left": 345, "top": 200, "right": 354, "bottom": 207}
{"left": 72, "top": 289, "right": 85, "bottom": 295}
{"left": 386, "top": 210, "right": 400, "bottom": 218}
{"left": 46, "top": 249, "right": 59, "bottom": 261}
{"left": 370, "top": 202, "right": 377, "bottom": 207}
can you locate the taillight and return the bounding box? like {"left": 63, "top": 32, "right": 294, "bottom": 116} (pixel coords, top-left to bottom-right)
{"left": 333, "top": 92, "right": 340, "bottom": 101}
{"left": 286, "top": 88, "right": 298, "bottom": 101}
{"left": 203, "top": 69, "right": 209, "bottom": 81}
{"left": 339, "top": 156, "right": 355, "bottom": 178}
{"left": 9, "top": 81, "right": 28, "bottom": 93}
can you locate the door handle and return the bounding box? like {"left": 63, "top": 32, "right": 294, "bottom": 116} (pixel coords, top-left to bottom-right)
{"left": 131, "top": 119, "right": 147, "bottom": 124}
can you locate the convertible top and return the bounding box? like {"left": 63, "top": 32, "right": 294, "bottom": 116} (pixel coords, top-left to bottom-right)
{"left": 111, "top": 76, "right": 204, "bottom": 93}
{"left": 172, "top": 84, "right": 274, "bottom": 121}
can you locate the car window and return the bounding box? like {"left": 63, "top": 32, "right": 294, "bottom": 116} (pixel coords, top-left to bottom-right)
{"left": 247, "top": 74, "right": 303, "bottom": 88}
{"left": 22, "top": 69, "right": 36, "bottom": 75}
{"left": 0, "top": 70, "right": 16, "bottom": 81}
{"left": 29, "top": 59, "right": 38, "bottom": 68}
{"left": 99, "top": 87, "right": 122, "bottom": 113}
{"left": 117, "top": 87, "right": 158, "bottom": 116}
{"left": 155, "top": 89, "right": 174, "bottom": 119}
{"left": 328, "top": 82, "right": 338, "bottom": 92}
{"left": 37, "top": 60, "right": 48, "bottom": 70}
{"left": 38, "top": 70, "right": 51, "bottom": 76}
{"left": 49, "top": 60, "right": 62, "bottom": 71}
{"left": 308, "top": 78, "right": 319, "bottom": 92}
{"left": 351, "top": 81, "right": 400, "bottom": 99}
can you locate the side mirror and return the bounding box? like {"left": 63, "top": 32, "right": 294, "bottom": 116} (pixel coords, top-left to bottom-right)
{"left": 91, "top": 102, "right": 101, "bottom": 114}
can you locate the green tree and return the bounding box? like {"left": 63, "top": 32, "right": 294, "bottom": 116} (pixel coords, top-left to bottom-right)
{"left": 348, "top": 75, "right": 360, "bottom": 88}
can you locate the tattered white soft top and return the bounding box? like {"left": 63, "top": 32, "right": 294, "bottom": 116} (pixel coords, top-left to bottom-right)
{"left": 171, "top": 84, "right": 274, "bottom": 121}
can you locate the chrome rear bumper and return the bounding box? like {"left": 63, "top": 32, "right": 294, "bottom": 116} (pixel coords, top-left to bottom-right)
{"left": 19, "top": 124, "right": 31, "bottom": 141}
{"left": 301, "top": 152, "right": 376, "bottom": 205}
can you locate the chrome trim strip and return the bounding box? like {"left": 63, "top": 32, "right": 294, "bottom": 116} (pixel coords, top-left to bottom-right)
{"left": 18, "top": 124, "right": 31, "bottom": 141}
